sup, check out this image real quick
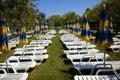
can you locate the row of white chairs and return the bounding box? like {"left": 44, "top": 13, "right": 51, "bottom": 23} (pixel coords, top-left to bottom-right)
{"left": 59, "top": 30, "right": 120, "bottom": 80}
{"left": 0, "top": 30, "right": 56, "bottom": 80}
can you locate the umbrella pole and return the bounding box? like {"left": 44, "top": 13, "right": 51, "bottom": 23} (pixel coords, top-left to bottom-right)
{"left": 86, "top": 41, "right": 88, "bottom": 52}
{"left": 4, "top": 52, "right": 9, "bottom": 73}
{"left": 103, "top": 48, "right": 106, "bottom": 69}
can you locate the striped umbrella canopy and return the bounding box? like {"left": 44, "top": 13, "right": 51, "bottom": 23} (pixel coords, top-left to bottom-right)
{"left": 95, "top": 6, "right": 113, "bottom": 48}
{"left": 72, "top": 21, "right": 76, "bottom": 34}
{"left": 6, "top": 24, "right": 11, "bottom": 37}
{"left": 19, "top": 20, "right": 28, "bottom": 44}
{"left": 0, "top": 21, "right": 11, "bottom": 72}
{"left": 41, "top": 21, "right": 45, "bottom": 33}
{"left": 109, "top": 17, "right": 113, "bottom": 33}
{"left": 0, "top": 21, "right": 10, "bottom": 52}
{"left": 44, "top": 22, "right": 48, "bottom": 32}
{"left": 66, "top": 21, "right": 70, "bottom": 31}
{"left": 34, "top": 20, "right": 40, "bottom": 39}
{"left": 94, "top": 5, "right": 113, "bottom": 69}
{"left": 81, "top": 14, "right": 92, "bottom": 41}
{"left": 75, "top": 17, "right": 81, "bottom": 35}
{"left": 69, "top": 20, "right": 73, "bottom": 32}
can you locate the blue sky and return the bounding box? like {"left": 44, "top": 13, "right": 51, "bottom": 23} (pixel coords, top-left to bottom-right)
{"left": 34, "top": 0, "right": 101, "bottom": 18}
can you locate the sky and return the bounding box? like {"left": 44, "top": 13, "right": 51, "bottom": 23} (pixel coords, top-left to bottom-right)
{"left": 33, "top": 0, "right": 101, "bottom": 18}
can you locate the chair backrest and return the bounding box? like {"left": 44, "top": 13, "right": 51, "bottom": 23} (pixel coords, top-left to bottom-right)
{"left": 18, "top": 56, "right": 33, "bottom": 62}
{"left": 0, "top": 69, "right": 7, "bottom": 74}
{"left": 96, "top": 69, "right": 117, "bottom": 75}
{"left": 81, "top": 55, "right": 95, "bottom": 62}
{"left": 89, "top": 58, "right": 104, "bottom": 62}
{"left": 90, "top": 63, "right": 113, "bottom": 75}
{"left": 0, "top": 63, "right": 17, "bottom": 73}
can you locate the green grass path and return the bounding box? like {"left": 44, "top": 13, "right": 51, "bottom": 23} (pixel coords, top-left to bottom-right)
{"left": 27, "top": 34, "right": 76, "bottom": 80}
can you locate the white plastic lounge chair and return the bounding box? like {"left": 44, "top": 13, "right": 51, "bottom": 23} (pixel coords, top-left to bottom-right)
{"left": 0, "top": 64, "right": 28, "bottom": 80}
{"left": 64, "top": 49, "right": 99, "bottom": 55}
{"left": 7, "top": 56, "right": 36, "bottom": 72}
{"left": 66, "top": 44, "right": 96, "bottom": 50}
{"left": 109, "top": 45, "right": 120, "bottom": 52}
{"left": 74, "top": 68, "right": 120, "bottom": 80}
{"left": 67, "top": 53, "right": 109, "bottom": 63}
{"left": 74, "top": 74, "right": 120, "bottom": 80}
{"left": 106, "top": 61, "right": 120, "bottom": 70}
{"left": 23, "top": 52, "right": 49, "bottom": 62}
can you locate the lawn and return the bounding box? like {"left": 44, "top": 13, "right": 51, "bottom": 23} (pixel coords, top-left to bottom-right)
{"left": 27, "top": 33, "right": 78, "bottom": 80}
{"left": 0, "top": 31, "right": 120, "bottom": 80}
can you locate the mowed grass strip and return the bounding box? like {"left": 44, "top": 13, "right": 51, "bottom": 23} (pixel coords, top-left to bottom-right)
{"left": 27, "top": 34, "right": 77, "bottom": 80}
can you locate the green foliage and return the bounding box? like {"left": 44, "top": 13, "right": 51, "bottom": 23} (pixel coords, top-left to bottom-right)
{"left": 85, "top": 0, "right": 120, "bottom": 30}
{"left": 0, "top": 0, "right": 45, "bottom": 32}
{"left": 63, "top": 12, "right": 79, "bottom": 21}
{"left": 48, "top": 15, "right": 64, "bottom": 27}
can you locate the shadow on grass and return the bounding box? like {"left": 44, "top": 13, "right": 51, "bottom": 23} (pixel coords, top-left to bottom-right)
{"left": 61, "top": 54, "right": 67, "bottom": 58}
{"left": 105, "top": 48, "right": 113, "bottom": 52}
{"left": 63, "top": 59, "right": 72, "bottom": 65}
{"left": 60, "top": 41, "right": 68, "bottom": 50}
{"left": 60, "top": 68, "right": 80, "bottom": 76}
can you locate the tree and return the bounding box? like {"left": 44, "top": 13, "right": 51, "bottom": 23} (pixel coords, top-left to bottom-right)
{"left": 63, "top": 12, "right": 78, "bottom": 21}
{"left": 48, "top": 15, "right": 64, "bottom": 28}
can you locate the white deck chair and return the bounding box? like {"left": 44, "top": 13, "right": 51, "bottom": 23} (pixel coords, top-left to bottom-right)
{"left": 23, "top": 52, "right": 49, "bottom": 62}
{"left": 106, "top": 61, "right": 120, "bottom": 70}
{"left": 66, "top": 44, "right": 96, "bottom": 50}
{"left": 15, "top": 46, "right": 45, "bottom": 52}
{"left": 115, "top": 35, "right": 120, "bottom": 38}
{"left": 109, "top": 45, "right": 120, "bottom": 52}
{"left": 0, "top": 64, "right": 28, "bottom": 80}
{"left": 13, "top": 49, "right": 47, "bottom": 56}
{"left": 67, "top": 53, "right": 109, "bottom": 63}
{"left": 7, "top": 56, "right": 36, "bottom": 72}
{"left": 74, "top": 74, "right": 120, "bottom": 80}
{"left": 30, "top": 42, "right": 49, "bottom": 47}
{"left": 23, "top": 45, "right": 45, "bottom": 50}
{"left": 73, "top": 61, "right": 113, "bottom": 75}
{"left": 64, "top": 49, "right": 99, "bottom": 55}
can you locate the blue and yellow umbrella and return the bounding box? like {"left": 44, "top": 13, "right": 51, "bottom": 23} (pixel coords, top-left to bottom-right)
{"left": 44, "top": 22, "right": 48, "bottom": 32}
{"left": 0, "top": 21, "right": 10, "bottom": 52}
{"left": 0, "top": 21, "right": 11, "bottom": 72}
{"left": 41, "top": 21, "right": 44, "bottom": 33}
{"left": 34, "top": 20, "right": 40, "bottom": 39}
{"left": 95, "top": 6, "right": 113, "bottom": 48}
{"left": 6, "top": 24, "right": 11, "bottom": 37}
{"left": 81, "top": 14, "right": 92, "bottom": 41}
{"left": 69, "top": 21, "right": 73, "bottom": 32}
{"left": 19, "top": 20, "right": 28, "bottom": 44}
{"left": 109, "top": 17, "right": 113, "bottom": 33}
{"left": 68, "top": 21, "right": 71, "bottom": 32}
{"left": 72, "top": 21, "right": 76, "bottom": 34}
{"left": 95, "top": 5, "right": 113, "bottom": 69}
{"left": 66, "top": 21, "right": 70, "bottom": 31}
{"left": 75, "top": 17, "right": 81, "bottom": 35}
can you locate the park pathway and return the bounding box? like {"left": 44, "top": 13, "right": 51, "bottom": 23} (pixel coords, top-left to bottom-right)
{"left": 27, "top": 32, "right": 77, "bottom": 80}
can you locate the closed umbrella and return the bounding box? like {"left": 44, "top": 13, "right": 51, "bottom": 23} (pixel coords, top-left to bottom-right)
{"left": 66, "top": 21, "right": 69, "bottom": 31}
{"left": 81, "top": 14, "right": 92, "bottom": 51}
{"left": 81, "top": 14, "right": 92, "bottom": 41}
{"left": 0, "top": 20, "right": 10, "bottom": 72}
{"left": 34, "top": 19, "right": 40, "bottom": 39}
{"left": 19, "top": 20, "right": 28, "bottom": 44}
{"left": 6, "top": 24, "right": 11, "bottom": 37}
{"left": 95, "top": 4, "right": 113, "bottom": 68}
{"left": 109, "top": 17, "right": 113, "bottom": 33}
{"left": 75, "top": 17, "right": 81, "bottom": 36}
{"left": 41, "top": 21, "right": 45, "bottom": 34}
{"left": 44, "top": 22, "right": 48, "bottom": 33}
